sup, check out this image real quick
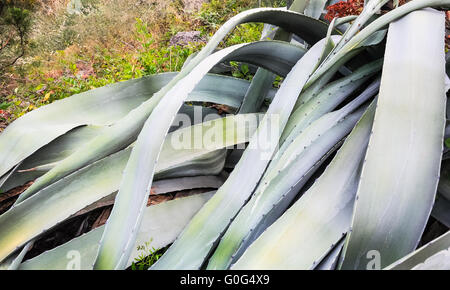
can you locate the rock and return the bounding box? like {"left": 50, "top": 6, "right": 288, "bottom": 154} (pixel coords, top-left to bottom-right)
{"left": 66, "top": 0, "right": 82, "bottom": 15}
{"left": 182, "top": 0, "right": 207, "bottom": 13}
{"left": 169, "top": 31, "right": 206, "bottom": 47}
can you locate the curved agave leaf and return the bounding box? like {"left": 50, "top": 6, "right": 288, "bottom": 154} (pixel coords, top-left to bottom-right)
{"left": 207, "top": 104, "right": 368, "bottom": 269}
{"left": 9, "top": 105, "right": 217, "bottom": 202}
{"left": 6, "top": 7, "right": 331, "bottom": 184}
{"left": 0, "top": 104, "right": 216, "bottom": 192}
{"left": 308, "top": 0, "right": 450, "bottom": 87}
{"left": 2, "top": 105, "right": 220, "bottom": 194}
{"left": 18, "top": 193, "right": 215, "bottom": 270}
{"left": 1, "top": 125, "right": 103, "bottom": 193}
{"left": 20, "top": 7, "right": 333, "bottom": 204}
{"left": 239, "top": 69, "right": 278, "bottom": 114}
{"left": 0, "top": 164, "right": 20, "bottom": 191}
{"left": 15, "top": 41, "right": 307, "bottom": 204}
{"left": 238, "top": 0, "right": 322, "bottom": 114}
{"left": 304, "top": 0, "right": 328, "bottom": 19}
{"left": 0, "top": 73, "right": 173, "bottom": 179}
{"left": 187, "top": 74, "right": 265, "bottom": 109}
{"left": 0, "top": 241, "right": 33, "bottom": 270}
{"left": 95, "top": 43, "right": 268, "bottom": 269}
{"left": 17, "top": 41, "right": 303, "bottom": 203}
{"left": 237, "top": 26, "right": 287, "bottom": 114}
{"left": 0, "top": 148, "right": 131, "bottom": 262}
{"left": 281, "top": 60, "right": 382, "bottom": 145}
{"left": 151, "top": 174, "right": 227, "bottom": 195}
{"left": 289, "top": 0, "right": 308, "bottom": 12}
{"left": 10, "top": 7, "right": 332, "bottom": 205}
{"left": 232, "top": 102, "right": 375, "bottom": 270}
{"left": 270, "top": 77, "right": 379, "bottom": 173}
{"left": 150, "top": 36, "right": 334, "bottom": 270}
{"left": 295, "top": 47, "right": 362, "bottom": 106}
{"left": 410, "top": 249, "right": 450, "bottom": 270}
{"left": 339, "top": 9, "right": 446, "bottom": 270}
{"left": 315, "top": 238, "right": 345, "bottom": 270}
{"left": 330, "top": 0, "right": 390, "bottom": 54}
{"left": 385, "top": 231, "right": 450, "bottom": 270}
{"left": 222, "top": 41, "right": 307, "bottom": 77}
{"left": 0, "top": 114, "right": 256, "bottom": 262}
{"left": 0, "top": 72, "right": 268, "bottom": 185}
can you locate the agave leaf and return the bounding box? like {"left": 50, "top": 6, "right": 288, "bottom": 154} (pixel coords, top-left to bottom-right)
{"left": 330, "top": 0, "right": 390, "bottom": 54}
{"left": 0, "top": 72, "right": 269, "bottom": 184}
{"left": 283, "top": 60, "right": 382, "bottom": 146}
{"left": 226, "top": 41, "right": 307, "bottom": 77}
{"left": 150, "top": 36, "right": 336, "bottom": 270}
{"left": 410, "top": 249, "right": 450, "bottom": 270}
{"left": 318, "top": 18, "right": 338, "bottom": 66}
{"left": 15, "top": 40, "right": 308, "bottom": 204}
{"left": 272, "top": 77, "right": 379, "bottom": 172}
{"left": 8, "top": 105, "right": 218, "bottom": 201}
{"left": 339, "top": 9, "right": 446, "bottom": 270}
{"left": 308, "top": 0, "right": 450, "bottom": 87}
{"left": 17, "top": 7, "right": 332, "bottom": 198}
{"left": 238, "top": 0, "right": 324, "bottom": 114}
{"left": 237, "top": 25, "right": 283, "bottom": 114}
{"left": 187, "top": 74, "right": 273, "bottom": 109}
{"left": 295, "top": 47, "right": 362, "bottom": 106}
{"left": 0, "top": 73, "right": 174, "bottom": 179}
{"left": 0, "top": 114, "right": 257, "bottom": 262}
{"left": 385, "top": 231, "right": 450, "bottom": 270}
{"left": 1, "top": 125, "right": 103, "bottom": 193}
{"left": 207, "top": 103, "right": 369, "bottom": 269}
{"left": 239, "top": 69, "right": 278, "bottom": 114}
{"left": 294, "top": 22, "right": 385, "bottom": 107}
{"left": 0, "top": 241, "right": 33, "bottom": 270}
{"left": 210, "top": 73, "right": 378, "bottom": 269}
{"left": 151, "top": 174, "right": 227, "bottom": 195}
{"left": 289, "top": 0, "right": 309, "bottom": 12}
{"left": 95, "top": 42, "right": 279, "bottom": 269}
{"left": 18, "top": 193, "right": 214, "bottom": 270}
{"left": 0, "top": 149, "right": 214, "bottom": 264}
{"left": 232, "top": 102, "right": 375, "bottom": 270}
{"left": 315, "top": 238, "right": 345, "bottom": 270}
{"left": 0, "top": 164, "right": 20, "bottom": 191}
{"left": 334, "top": 15, "right": 358, "bottom": 27}
{"left": 1, "top": 104, "right": 220, "bottom": 194}
{"left": 304, "top": 0, "right": 328, "bottom": 19}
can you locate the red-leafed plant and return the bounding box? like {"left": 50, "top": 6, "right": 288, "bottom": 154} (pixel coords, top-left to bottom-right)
{"left": 324, "top": 0, "right": 365, "bottom": 21}
{"left": 324, "top": 0, "right": 411, "bottom": 21}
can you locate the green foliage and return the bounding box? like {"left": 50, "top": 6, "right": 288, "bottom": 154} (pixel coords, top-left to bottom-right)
{"left": 1, "top": 0, "right": 265, "bottom": 124}
{"left": 130, "top": 241, "right": 168, "bottom": 270}
{"left": 196, "top": 0, "right": 254, "bottom": 32}
{"left": 135, "top": 18, "right": 203, "bottom": 75}
{"left": 273, "top": 75, "right": 284, "bottom": 88}
{"left": 445, "top": 138, "right": 450, "bottom": 148}
{"left": 0, "top": 4, "right": 32, "bottom": 72}
{"left": 0, "top": 102, "right": 12, "bottom": 110}
{"left": 230, "top": 61, "right": 252, "bottom": 80}
{"left": 196, "top": 0, "right": 286, "bottom": 34}
{"left": 224, "top": 23, "right": 263, "bottom": 46}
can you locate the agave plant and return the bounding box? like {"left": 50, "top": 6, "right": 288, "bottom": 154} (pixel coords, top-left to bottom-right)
{"left": 0, "top": 0, "right": 449, "bottom": 270}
